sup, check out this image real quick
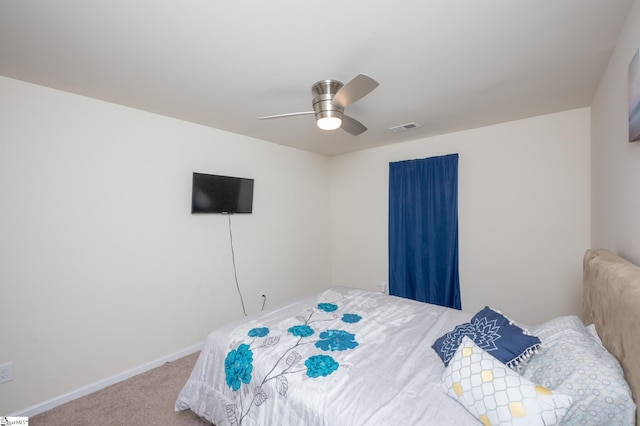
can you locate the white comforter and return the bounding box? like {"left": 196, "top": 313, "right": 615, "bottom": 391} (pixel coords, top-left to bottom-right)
{"left": 175, "top": 286, "right": 480, "bottom": 425}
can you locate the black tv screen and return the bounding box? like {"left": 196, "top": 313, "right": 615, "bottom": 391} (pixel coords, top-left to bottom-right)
{"left": 191, "top": 173, "right": 254, "bottom": 214}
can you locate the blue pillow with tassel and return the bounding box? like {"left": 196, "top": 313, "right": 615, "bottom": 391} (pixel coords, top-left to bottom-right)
{"left": 432, "top": 306, "right": 540, "bottom": 369}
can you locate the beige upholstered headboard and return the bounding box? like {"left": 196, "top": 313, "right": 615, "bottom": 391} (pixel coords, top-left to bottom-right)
{"left": 583, "top": 248, "right": 640, "bottom": 425}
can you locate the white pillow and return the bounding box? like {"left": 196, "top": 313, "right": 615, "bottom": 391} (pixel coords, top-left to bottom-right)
{"left": 523, "top": 316, "right": 635, "bottom": 425}
{"left": 585, "top": 323, "right": 604, "bottom": 347}
{"left": 442, "top": 336, "right": 572, "bottom": 425}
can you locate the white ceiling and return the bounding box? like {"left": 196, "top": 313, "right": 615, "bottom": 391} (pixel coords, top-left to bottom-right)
{"left": 0, "top": 1, "right": 633, "bottom": 156}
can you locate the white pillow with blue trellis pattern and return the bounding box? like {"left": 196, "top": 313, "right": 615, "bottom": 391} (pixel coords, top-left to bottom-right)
{"left": 522, "top": 316, "right": 636, "bottom": 425}
{"left": 442, "top": 336, "right": 572, "bottom": 425}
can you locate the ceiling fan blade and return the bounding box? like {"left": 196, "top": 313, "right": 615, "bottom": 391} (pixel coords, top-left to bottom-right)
{"left": 259, "top": 111, "right": 314, "bottom": 120}
{"left": 341, "top": 114, "right": 367, "bottom": 136}
{"left": 332, "top": 74, "right": 379, "bottom": 108}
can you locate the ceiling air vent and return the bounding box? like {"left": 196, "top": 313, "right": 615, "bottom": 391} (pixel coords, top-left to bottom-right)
{"left": 388, "top": 122, "right": 421, "bottom": 133}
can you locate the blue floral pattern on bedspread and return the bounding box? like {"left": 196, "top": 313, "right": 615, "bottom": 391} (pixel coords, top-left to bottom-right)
{"left": 223, "top": 300, "right": 362, "bottom": 425}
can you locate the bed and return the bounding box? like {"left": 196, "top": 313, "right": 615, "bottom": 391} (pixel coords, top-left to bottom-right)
{"left": 175, "top": 248, "right": 638, "bottom": 425}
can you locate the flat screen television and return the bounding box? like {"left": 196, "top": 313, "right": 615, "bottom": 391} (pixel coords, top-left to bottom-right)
{"left": 191, "top": 172, "right": 254, "bottom": 214}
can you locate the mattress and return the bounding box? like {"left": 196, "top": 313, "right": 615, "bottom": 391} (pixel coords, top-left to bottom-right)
{"left": 175, "top": 286, "right": 479, "bottom": 425}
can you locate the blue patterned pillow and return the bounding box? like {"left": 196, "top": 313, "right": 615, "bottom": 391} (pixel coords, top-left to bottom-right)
{"left": 432, "top": 306, "right": 541, "bottom": 368}
{"left": 522, "top": 316, "right": 636, "bottom": 425}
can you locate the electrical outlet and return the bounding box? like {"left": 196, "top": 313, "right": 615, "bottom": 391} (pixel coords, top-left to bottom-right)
{"left": 0, "top": 362, "right": 13, "bottom": 384}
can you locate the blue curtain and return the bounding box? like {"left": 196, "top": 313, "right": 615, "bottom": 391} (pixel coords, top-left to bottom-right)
{"left": 388, "top": 153, "right": 460, "bottom": 309}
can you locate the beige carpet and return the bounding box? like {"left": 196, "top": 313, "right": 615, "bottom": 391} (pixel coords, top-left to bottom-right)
{"left": 30, "top": 352, "right": 212, "bottom": 425}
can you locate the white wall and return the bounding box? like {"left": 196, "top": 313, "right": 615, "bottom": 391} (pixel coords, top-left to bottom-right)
{"left": 0, "top": 76, "right": 331, "bottom": 415}
{"left": 591, "top": 0, "right": 640, "bottom": 264}
{"left": 330, "top": 108, "right": 591, "bottom": 325}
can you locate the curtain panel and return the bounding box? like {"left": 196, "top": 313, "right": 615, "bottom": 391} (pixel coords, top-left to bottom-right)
{"left": 388, "top": 153, "right": 460, "bottom": 309}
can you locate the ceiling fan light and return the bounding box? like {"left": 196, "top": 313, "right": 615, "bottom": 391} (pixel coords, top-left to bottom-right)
{"left": 317, "top": 116, "right": 342, "bottom": 130}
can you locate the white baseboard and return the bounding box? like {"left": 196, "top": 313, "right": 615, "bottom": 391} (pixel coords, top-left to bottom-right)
{"left": 11, "top": 342, "right": 203, "bottom": 417}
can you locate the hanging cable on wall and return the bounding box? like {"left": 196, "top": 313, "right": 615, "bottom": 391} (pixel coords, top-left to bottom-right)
{"left": 227, "top": 214, "right": 248, "bottom": 317}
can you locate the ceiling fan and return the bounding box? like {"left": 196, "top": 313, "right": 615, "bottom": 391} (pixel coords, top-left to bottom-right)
{"left": 259, "top": 74, "right": 379, "bottom": 136}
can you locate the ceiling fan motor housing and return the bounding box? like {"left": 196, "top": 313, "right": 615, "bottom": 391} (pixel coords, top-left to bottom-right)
{"left": 312, "top": 80, "right": 344, "bottom": 121}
